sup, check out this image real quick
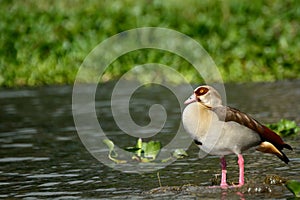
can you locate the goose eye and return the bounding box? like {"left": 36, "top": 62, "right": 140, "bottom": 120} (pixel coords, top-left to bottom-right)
{"left": 195, "top": 87, "right": 209, "bottom": 96}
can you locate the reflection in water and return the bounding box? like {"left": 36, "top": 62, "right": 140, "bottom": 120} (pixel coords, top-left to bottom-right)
{"left": 0, "top": 81, "right": 299, "bottom": 199}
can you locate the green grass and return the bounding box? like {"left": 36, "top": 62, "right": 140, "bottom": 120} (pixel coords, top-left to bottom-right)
{"left": 1, "top": 0, "right": 300, "bottom": 87}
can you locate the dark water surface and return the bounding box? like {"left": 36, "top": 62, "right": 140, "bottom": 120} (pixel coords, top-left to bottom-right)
{"left": 0, "top": 80, "right": 299, "bottom": 199}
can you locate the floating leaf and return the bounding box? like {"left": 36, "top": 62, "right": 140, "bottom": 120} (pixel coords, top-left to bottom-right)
{"left": 286, "top": 180, "right": 300, "bottom": 197}
{"left": 267, "top": 119, "right": 300, "bottom": 137}
{"left": 143, "top": 141, "right": 161, "bottom": 160}
{"left": 103, "top": 139, "right": 117, "bottom": 157}
{"left": 108, "top": 154, "right": 127, "bottom": 164}
{"left": 103, "top": 138, "right": 186, "bottom": 163}
{"left": 172, "top": 149, "right": 188, "bottom": 158}
{"left": 162, "top": 149, "right": 188, "bottom": 162}
{"left": 102, "top": 139, "right": 127, "bottom": 164}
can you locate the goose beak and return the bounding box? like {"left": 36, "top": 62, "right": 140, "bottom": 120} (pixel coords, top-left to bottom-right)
{"left": 184, "top": 94, "right": 197, "bottom": 105}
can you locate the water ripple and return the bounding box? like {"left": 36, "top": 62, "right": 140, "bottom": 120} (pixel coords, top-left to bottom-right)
{"left": 0, "top": 157, "right": 49, "bottom": 162}
{"left": 27, "top": 173, "right": 80, "bottom": 179}
{"left": 15, "top": 191, "right": 81, "bottom": 198}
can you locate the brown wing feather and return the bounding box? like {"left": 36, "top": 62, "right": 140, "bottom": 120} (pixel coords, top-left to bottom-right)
{"left": 212, "top": 106, "right": 292, "bottom": 151}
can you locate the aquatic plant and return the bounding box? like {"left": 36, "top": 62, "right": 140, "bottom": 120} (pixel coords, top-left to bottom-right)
{"left": 267, "top": 119, "right": 300, "bottom": 137}
{"left": 286, "top": 180, "right": 300, "bottom": 197}
{"left": 103, "top": 138, "right": 187, "bottom": 163}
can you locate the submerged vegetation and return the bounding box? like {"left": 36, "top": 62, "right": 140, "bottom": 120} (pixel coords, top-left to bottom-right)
{"left": 1, "top": 0, "right": 300, "bottom": 87}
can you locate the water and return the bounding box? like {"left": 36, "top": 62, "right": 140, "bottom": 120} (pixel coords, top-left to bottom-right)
{"left": 0, "top": 81, "right": 299, "bottom": 199}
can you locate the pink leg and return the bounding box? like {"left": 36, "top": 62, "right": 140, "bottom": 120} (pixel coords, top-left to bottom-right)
{"left": 238, "top": 154, "right": 244, "bottom": 186}
{"left": 220, "top": 156, "right": 228, "bottom": 187}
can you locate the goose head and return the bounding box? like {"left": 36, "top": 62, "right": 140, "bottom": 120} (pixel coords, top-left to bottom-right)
{"left": 184, "top": 85, "right": 222, "bottom": 108}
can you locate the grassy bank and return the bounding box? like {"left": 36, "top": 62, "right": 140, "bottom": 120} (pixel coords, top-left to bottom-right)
{"left": 1, "top": 0, "right": 300, "bottom": 87}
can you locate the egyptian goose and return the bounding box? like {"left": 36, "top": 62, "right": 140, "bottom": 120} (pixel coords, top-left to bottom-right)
{"left": 182, "top": 85, "right": 292, "bottom": 187}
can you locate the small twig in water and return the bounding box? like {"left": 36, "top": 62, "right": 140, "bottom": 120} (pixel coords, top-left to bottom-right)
{"left": 157, "top": 171, "right": 162, "bottom": 187}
